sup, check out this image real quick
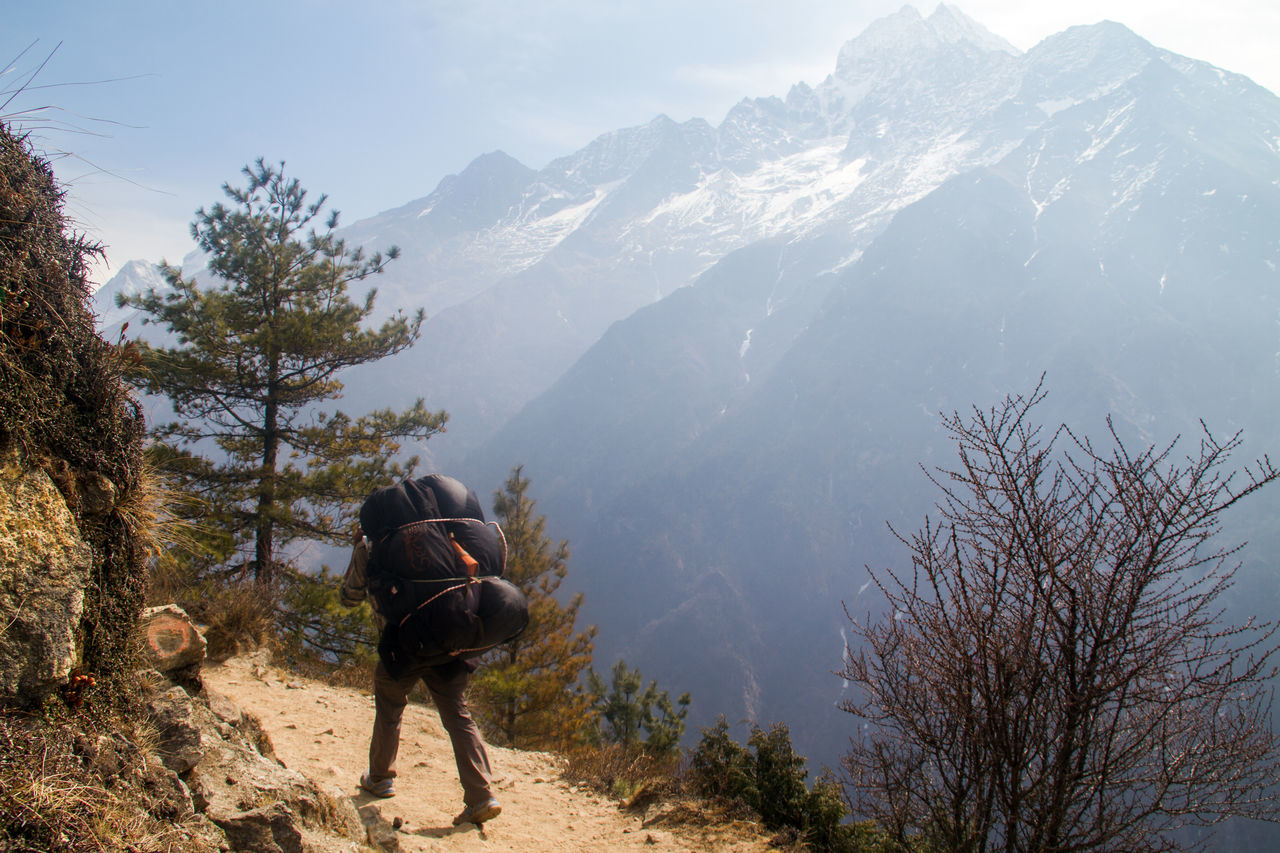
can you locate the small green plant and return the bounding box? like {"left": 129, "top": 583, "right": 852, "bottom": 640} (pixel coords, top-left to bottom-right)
{"left": 688, "top": 715, "right": 756, "bottom": 803}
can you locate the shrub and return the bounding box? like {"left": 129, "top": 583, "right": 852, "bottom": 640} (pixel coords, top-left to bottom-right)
{"left": 687, "top": 716, "right": 881, "bottom": 852}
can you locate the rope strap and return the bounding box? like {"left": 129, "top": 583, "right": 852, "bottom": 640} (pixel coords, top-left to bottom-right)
{"left": 396, "top": 578, "right": 480, "bottom": 628}
{"left": 377, "top": 517, "right": 508, "bottom": 575}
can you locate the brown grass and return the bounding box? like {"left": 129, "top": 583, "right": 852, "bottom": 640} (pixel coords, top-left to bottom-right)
{"left": 0, "top": 710, "right": 218, "bottom": 852}
{"left": 562, "top": 741, "right": 682, "bottom": 803}
{"left": 193, "top": 582, "right": 276, "bottom": 662}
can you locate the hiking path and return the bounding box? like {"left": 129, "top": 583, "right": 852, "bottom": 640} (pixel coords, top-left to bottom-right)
{"left": 203, "top": 654, "right": 771, "bottom": 852}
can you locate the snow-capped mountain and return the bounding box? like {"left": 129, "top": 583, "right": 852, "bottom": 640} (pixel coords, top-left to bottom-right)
{"left": 93, "top": 259, "right": 166, "bottom": 337}
{"left": 449, "top": 4, "right": 1280, "bottom": 779}
{"left": 293, "top": 4, "right": 1117, "bottom": 460}
{"left": 102, "top": 5, "right": 1247, "bottom": 468}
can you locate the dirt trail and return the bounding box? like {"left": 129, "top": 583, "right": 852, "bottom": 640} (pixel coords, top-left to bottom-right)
{"left": 203, "top": 655, "right": 770, "bottom": 852}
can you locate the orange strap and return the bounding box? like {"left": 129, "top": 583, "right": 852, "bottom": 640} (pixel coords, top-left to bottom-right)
{"left": 451, "top": 538, "right": 479, "bottom": 578}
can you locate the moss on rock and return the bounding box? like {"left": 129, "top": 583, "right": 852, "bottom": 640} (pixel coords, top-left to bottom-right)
{"left": 0, "top": 123, "right": 147, "bottom": 700}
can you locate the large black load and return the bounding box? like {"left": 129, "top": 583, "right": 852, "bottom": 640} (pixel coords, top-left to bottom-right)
{"left": 358, "top": 474, "right": 528, "bottom": 675}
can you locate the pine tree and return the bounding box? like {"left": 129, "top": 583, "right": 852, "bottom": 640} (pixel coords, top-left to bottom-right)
{"left": 121, "top": 159, "right": 446, "bottom": 592}
{"left": 587, "top": 659, "right": 691, "bottom": 759}
{"left": 470, "top": 466, "right": 597, "bottom": 750}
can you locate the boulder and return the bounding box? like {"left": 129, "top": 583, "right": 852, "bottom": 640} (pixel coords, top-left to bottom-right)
{"left": 146, "top": 682, "right": 204, "bottom": 774}
{"left": 0, "top": 452, "right": 93, "bottom": 700}
{"left": 139, "top": 604, "right": 208, "bottom": 673}
{"left": 208, "top": 801, "right": 306, "bottom": 853}
{"left": 76, "top": 470, "right": 118, "bottom": 516}
{"left": 358, "top": 804, "right": 400, "bottom": 851}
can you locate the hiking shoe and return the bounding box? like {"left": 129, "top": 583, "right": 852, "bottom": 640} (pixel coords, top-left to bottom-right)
{"left": 453, "top": 798, "right": 501, "bottom": 825}
{"left": 358, "top": 773, "right": 395, "bottom": 798}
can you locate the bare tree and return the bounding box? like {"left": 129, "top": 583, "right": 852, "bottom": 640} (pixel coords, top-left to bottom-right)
{"left": 839, "top": 382, "right": 1280, "bottom": 852}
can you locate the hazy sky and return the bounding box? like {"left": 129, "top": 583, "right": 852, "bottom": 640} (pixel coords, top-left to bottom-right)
{"left": 8, "top": 0, "right": 1280, "bottom": 284}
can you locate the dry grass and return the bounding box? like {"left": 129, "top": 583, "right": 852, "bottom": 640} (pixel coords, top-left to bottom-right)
{"left": 0, "top": 711, "right": 217, "bottom": 853}
{"left": 563, "top": 741, "right": 683, "bottom": 803}
{"left": 191, "top": 581, "right": 276, "bottom": 662}
{"left": 275, "top": 647, "right": 375, "bottom": 691}
{"left": 119, "top": 461, "right": 206, "bottom": 592}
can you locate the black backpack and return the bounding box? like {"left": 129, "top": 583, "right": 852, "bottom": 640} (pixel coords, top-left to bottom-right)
{"left": 359, "top": 474, "right": 528, "bottom": 676}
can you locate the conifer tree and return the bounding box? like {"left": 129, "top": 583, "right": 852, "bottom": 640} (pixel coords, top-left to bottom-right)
{"left": 470, "top": 466, "right": 597, "bottom": 750}
{"left": 121, "top": 159, "right": 445, "bottom": 590}
{"left": 588, "top": 659, "right": 691, "bottom": 759}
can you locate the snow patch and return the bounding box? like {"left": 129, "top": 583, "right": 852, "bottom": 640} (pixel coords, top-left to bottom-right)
{"left": 1105, "top": 160, "right": 1159, "bottom": 220}
{"left": 817, "top": 249, "right": 864, "bottom": 277}
{"left": 1035, "top": 177, "right": 1071, "bottom": 219}
{"left": 898, "top": 132, "right": 979, "bottom": 202}
{"left": 475, "top": 181, "right": 619, "bottom": 274}
{"left": 1077, "top": 100, "right": 1136, "bottom": 164}
{"left": 839, "top": 628, "right": 851, "bottom": 689}
{"left": 643, "top": 141, "right": 868, "bottom": 241}
{"left": 1037, "top": 98, "right": 1077, "bottom": 117}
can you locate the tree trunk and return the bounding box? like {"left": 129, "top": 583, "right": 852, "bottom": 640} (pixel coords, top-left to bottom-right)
{"left": 255, "top": 374, "right": 280, "bottom": 586}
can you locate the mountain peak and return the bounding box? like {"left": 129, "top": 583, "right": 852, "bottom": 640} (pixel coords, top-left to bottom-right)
{"left": 835, "top": 3, "right": 1019, "bottom": 80}
{"left": 927, "top": 4, "right": 1020, "bottom": 55}
{"left": 463, "top": 149, "right": 529, "bottom": 172}
{"left": 1024, "top": 20, "right": 1157, "bottom": 89}
{"left": 413, "top": 150, "right": 536, "bottom": 234}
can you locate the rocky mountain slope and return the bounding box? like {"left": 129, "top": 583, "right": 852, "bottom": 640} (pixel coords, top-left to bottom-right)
{"left": 457, "top": 5, "right": 1280, "bottom": 772}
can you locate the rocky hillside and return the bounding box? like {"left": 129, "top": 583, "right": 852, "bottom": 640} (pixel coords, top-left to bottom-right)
{"left": 0, "top": 124, "right": 147, "bottom": 702}
{"left": 0, "top": 122, "right": 363, "bottom": 853}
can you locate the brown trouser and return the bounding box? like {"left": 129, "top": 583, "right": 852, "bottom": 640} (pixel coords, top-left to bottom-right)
{"left": 367, "top": 660, "right": 493, "bottom": 807}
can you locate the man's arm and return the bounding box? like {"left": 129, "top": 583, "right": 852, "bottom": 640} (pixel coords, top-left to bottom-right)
{"left": 340, "top": 534, "right": 371, "bottom": 608}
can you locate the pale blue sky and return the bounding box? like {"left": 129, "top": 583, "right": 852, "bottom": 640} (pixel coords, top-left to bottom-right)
{"left": 8, "top": 0, "right": 1279, "bottom": 283}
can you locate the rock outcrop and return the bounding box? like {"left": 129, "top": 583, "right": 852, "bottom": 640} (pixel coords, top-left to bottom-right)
{"left": 133, "top": 611, "right": 376, "bottom": 852}
{"left": 0, "top": 451, "right": 94, "bottom": 698}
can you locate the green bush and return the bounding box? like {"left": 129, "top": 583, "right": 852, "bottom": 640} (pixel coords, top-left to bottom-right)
{"left": 688, "top": 717, "right": 898, "bottom": 852}
{"left": 688, "top": 715, "right": 756, "bottom": 803}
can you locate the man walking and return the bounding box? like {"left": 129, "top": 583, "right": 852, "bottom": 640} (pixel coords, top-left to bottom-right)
{"left": 341, "top": 478, "right": 502, "bottom": 826}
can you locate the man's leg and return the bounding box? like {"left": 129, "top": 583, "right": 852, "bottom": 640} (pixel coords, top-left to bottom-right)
{"left": 368, "top": 660, "right": 415, "bottom": 782}
{"left": 420, "top": 663, "right": 493, "bottom": 807}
